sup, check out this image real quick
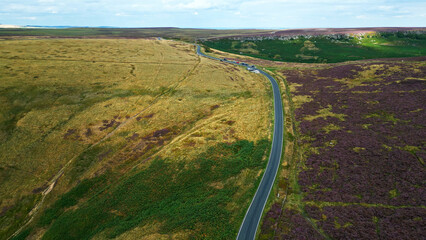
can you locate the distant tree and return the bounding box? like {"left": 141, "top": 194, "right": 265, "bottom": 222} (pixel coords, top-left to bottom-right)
{"left": 204, "top": 45, "right": 212, "bottom": 53}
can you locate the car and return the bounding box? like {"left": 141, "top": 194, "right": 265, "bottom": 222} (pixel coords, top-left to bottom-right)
{"left": 251, "top": 65, "right": 255, "bottom": 68}
{"left": 236, "top": 62, "right": 239, "bottom": 64}
{"left": 224, "top": 58, "right": 227, "bottom": 61}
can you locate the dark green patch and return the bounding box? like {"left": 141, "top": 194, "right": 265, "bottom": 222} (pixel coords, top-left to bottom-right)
{"left": 9, "top": 227, "right": 32, "bottom": 240}
{"left": 38, "top": 175, "right": 108, "bottom": 227}
{"left": 35, "top": 140, "right": 269, "bottom": 239}
{"left": 204, "top": 33, "right": 426, "bottom": 63}
{"left": 0, "top": 194, "right": 41, "bottom": 239}
{"left": 67, "top": 145, "right": 106, "bottom": 181}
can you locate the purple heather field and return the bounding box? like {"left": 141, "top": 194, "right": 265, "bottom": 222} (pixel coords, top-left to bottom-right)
{"left": 260, "top": 59, "right": 425, "bottom": 240}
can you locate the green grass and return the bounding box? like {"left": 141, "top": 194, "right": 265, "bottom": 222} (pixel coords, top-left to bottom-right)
{"left": 37, "top": 175, "right": 109, "bottom": 227}
{"left": 10, "top": 227, "right": 32, "bottom": 240}
{"left": 0, "top": 194, "right": 41, "bottom": 239}
{"left": 34, "top": 140, "right": 270, "bottom": 239}
{"left": 204, "top": 32, "right": 426, "bottom": 63}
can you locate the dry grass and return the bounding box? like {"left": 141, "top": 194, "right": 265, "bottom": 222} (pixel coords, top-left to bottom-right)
{"left": 0, "top": 38, "right": 272, "bottom": 239}
{"left": 304, "top": 104, "right": 346, "bottom": 121}
{"left": 1, "top": 39, "right": 195, "bottom": 202}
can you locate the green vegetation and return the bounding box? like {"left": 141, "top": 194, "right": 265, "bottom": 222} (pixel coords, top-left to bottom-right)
{"left": 36, "top": 140, "right": 269, "bottom": 239}
{"left": 10, "top": 228, "right": 32, "bottom": 240}
{"left": 0, "top": 194, "right": 41, "bottom": 239}
{"left": 38, "top": 175, "right": 108, "bottom": 227}
{"left": 203, "top": 45, "right": 213, "bottom": 53}
{"left": 304, "top": 105, "right": 346, "bottom": 121}
{"left": 204, "top": 32, "right": 426, "bottom": 63}
{"left": 364, "top": 111, "right": 401, "bottom": 124}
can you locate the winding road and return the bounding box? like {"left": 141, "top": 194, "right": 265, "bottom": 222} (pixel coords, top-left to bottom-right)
{"left": 196, "top": 45, "right": 284, "bottom": 240}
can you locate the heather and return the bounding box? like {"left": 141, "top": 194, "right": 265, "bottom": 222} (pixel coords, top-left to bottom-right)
{"left": 260, "top": 60, "right": 425, "bottom": 239}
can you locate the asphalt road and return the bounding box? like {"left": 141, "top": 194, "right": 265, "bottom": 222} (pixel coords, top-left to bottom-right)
{"left": 196, "top": 45, "right": 284, "bottom": 240}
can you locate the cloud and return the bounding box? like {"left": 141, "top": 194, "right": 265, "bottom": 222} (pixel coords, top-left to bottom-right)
{"left": 377, "top": 5, "right": 395, "bottom": 11}
{"left": 20, "top": 16, "right": 37, "bottom": 20}
{"left": 177, "top": 0, "right": 215, "bottom": 9}
{"left": 115, "top": 13, "right": 130, "bottom": 17}
{"left": 162, "top": 0, "right": 236, "bottom": 10}
{"left": 3, "top": 2, "right": 60, "bottom": 14}
{"left": 355, "top": 15, "right": 368, "bottom": 19}
{"left": 45, "top": 7, "right": 58, "bottom": 14}
{"left": 1, "top": 0, "right": 425, "bottom": 28}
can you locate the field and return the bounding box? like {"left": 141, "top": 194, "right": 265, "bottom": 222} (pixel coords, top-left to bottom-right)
{"left": 2, "top": 27, "right": 425, "bottom": 240}
{"left": 258, "top": 58, "right": 425, "bottom": 239}
{"left": 203, "top": 32, "right": 426, "bottom": 63}
{"left": 0, "top": 27, "right": 273, "bottom": 42}
{"left": 0, "top": 38, "right": 273, "bottom": 239}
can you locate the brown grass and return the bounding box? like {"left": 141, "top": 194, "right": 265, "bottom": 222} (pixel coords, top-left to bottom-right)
{"left": 0, "top": 38, "right": 272, "bottom": 238}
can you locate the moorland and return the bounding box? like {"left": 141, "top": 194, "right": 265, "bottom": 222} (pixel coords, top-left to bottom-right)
{"left": 258, "top": 57, "right": 425, "bottom": 240}
{"left": 0, "top": 27, "right": 425, "bottom": 240}
{"left": 200, "top": 36, "right": 425, "bottom": 239}
{"left": 0, "top": 27, "right": 272, "bottom": 42}
{"left": 0, "top": 38, "right": 272, "bottom": 239}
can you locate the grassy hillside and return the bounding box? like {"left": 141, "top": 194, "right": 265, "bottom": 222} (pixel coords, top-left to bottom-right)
{"left": 203, "top": 32, "right": 426, "bottom": 63}
{"left": 0, "top": 39, "right": 272, "bottom": 239}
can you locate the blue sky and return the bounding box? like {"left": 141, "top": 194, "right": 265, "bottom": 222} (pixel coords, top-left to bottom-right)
{"left": 1, "top": 0, "right": 425, "bottom": 28}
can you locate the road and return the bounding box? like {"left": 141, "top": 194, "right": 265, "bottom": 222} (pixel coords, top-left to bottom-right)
{"left": 196, "top": 45, "right": 284, "bottom": 240}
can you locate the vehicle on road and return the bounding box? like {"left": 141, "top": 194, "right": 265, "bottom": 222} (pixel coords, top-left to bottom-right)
{"left": 195, "top": 44, "right": 284, "bottom": 240}
{"left": 247, "top": 67, "right": 260, "bottom": 74}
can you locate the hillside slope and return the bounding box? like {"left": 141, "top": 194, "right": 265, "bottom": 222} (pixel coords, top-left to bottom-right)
{"left": 204, "top": 31, "right": 426, "bottom": 63}
{"left": 0, "top": 38, "right": 272, "bottom": 239}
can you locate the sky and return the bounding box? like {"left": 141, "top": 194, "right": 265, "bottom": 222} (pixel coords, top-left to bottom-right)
{"left": 1, "top": 0, "right": 425, "bottom": 28}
